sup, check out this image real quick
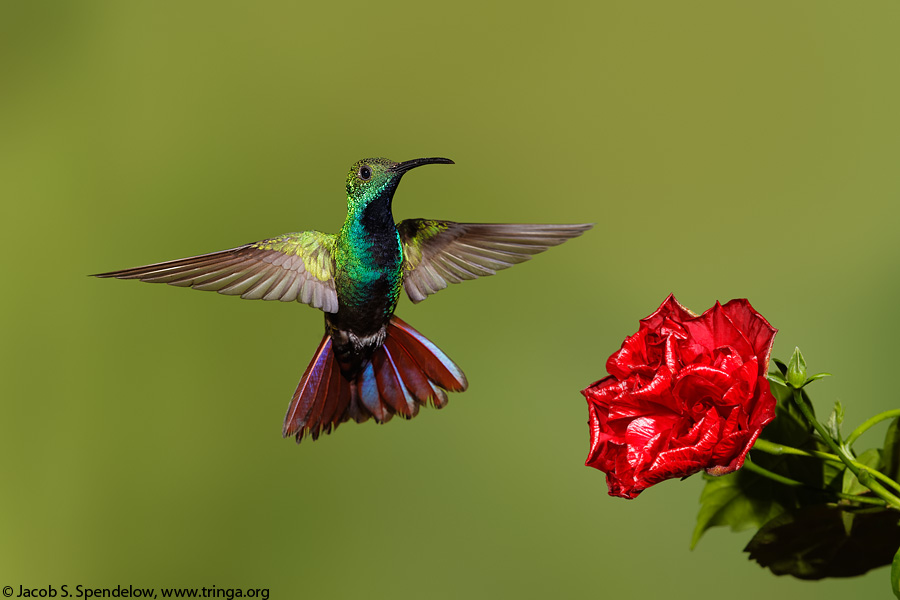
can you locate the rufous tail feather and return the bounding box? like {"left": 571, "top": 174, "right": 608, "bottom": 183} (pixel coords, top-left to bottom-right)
{"left": 282, "top": 316, "right": 467, "bottom": 442}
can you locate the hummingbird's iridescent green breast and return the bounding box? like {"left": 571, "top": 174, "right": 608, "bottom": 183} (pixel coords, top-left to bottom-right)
{"left": 332, "top": 158, "right": 406, "bottom": 333}
{"left": 333, "top": 213, "right": 403, "bottom": 318}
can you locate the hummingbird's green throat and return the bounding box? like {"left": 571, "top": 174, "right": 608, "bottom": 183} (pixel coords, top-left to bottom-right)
{"left": 94, "top": 157, "right": 593, "bottom": 442}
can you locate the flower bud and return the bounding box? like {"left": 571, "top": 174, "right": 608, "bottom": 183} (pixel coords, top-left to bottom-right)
{"left": 786, "top": 347, "right": 807, "bottom": 388}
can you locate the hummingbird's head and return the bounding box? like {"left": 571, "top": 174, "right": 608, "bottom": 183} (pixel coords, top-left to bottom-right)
{"left": 345, "top": 157, "right": 454, "bottom": 211}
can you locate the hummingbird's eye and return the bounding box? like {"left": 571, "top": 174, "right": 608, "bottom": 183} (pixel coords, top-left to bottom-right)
{"left": 358, "top": 165, "right": 372, "bottom": 180}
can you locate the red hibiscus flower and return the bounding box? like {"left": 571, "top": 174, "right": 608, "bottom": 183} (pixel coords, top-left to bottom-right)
{"left": 582, "top": 295, "right": 777, "bottom": 499}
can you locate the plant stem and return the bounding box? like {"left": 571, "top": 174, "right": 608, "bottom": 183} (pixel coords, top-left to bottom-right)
{"left": 846, "top": 409, "right": 900, "bottom": 448}
{"left": 743, "top": 457, "right": 803, "bottom": 487}
{"left": 788, "top": 389, "right": 900, "bottom": 509}
{"left": 744, "top": 457, "right": 890, "bottom": 507}
{"left": 753, "top": 438, "right": 900, "bottom": 496}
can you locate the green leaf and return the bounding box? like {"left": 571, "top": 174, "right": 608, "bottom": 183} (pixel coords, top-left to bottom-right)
{"left": 883, "top": 417, "right": 900, "bottom": 481}
{"left": 800, "top": 389, "right": 818, "bottom": 419}
{"left": 772, "top": 358, "right": 788, "bottom": 376}
{"left": 891, "top": 545, "right": 900, "bottom": 599}
{"left": 745, "top": 505, "right": 900, "bottom": 580}
{"left": 767, "top": 373, "right": 787, "bottom": 387}
{"left": 822, "top": 459, "right": 847, "bottom": 490}
{"left": 786, "top": 347, "right": 808, "bottom": 388}
{"left": 843, "top": 448, "right": 882, "bottom": 495}
{"left": 766, "top": 385, "right": 813, "bottom": 443}
{"left": 825, "top": 400, "right": 844, "bottom": 441}
{"left": 806, "top": 372, "right": 832, "bottom": 384}
{"left": 692, "top": 469, "right": 788, "bottom": 549}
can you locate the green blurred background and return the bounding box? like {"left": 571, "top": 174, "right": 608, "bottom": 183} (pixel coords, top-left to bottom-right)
{"left": 3, "top": 1, "right": 899, "bottom": 598}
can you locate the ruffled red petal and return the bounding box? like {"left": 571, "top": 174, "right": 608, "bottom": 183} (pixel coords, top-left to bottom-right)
{"left": 583, "top": 296, "right": 777, "bottom": 499}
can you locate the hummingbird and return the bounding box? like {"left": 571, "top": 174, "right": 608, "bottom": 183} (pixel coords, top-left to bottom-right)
{"left": 94, "top": 157, "right": 593, "bottom": 442}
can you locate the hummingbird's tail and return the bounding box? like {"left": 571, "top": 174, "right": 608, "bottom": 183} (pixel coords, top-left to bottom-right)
{"left": 282, "top": 316, "right": 468, "bottom": 442}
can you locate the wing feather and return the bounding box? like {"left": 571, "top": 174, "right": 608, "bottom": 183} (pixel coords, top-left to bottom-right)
{"left": 398, "top": 221, "right": 593, "bottom": 303}
{"left": 93, "top": 231, "right": 339, "bottom": 313}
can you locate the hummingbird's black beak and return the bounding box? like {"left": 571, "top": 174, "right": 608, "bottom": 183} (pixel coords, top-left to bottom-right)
{"left": 389, "top": 157, "right": 455, "bottom": 175}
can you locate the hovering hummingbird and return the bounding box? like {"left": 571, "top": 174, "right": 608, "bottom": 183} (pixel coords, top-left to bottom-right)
{"left": 94, "top": 157, "right": 592, "bottom": 442}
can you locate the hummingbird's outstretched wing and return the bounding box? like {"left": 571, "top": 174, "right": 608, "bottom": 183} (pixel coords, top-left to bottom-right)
{"left": 93, "top": 232, "right": 339, "bottom": 313}
{"left": 397, "top": 221, "right": 594, "bottom": 303}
